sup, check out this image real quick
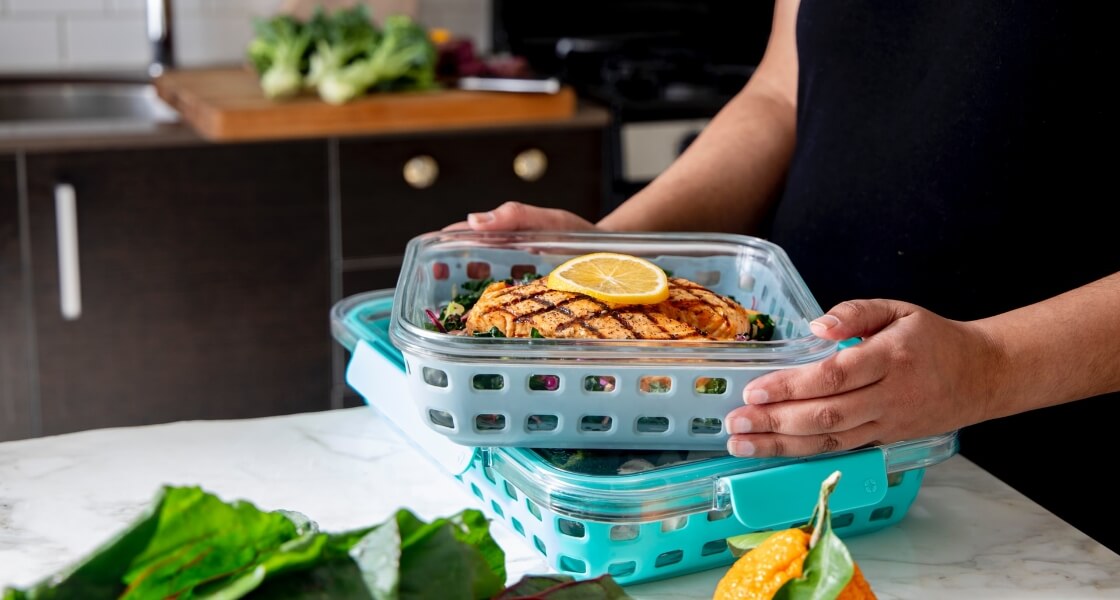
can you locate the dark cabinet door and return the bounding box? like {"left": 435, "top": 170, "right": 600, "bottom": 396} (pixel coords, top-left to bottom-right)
{"left": 25, "top": 142, "right": 333, "bottom": 435}
{"left": 338, "top": 127, "right": 605, "bottom": 263}
{"left": 0, "top": 154, "right": 35, "bottom": 441}
{"left": 332, "top": 126, "right": 605, "bottom": 407}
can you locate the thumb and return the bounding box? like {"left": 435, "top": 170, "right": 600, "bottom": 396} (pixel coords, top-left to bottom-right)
{"left": 809, "top": 299, "right": 916, "bottom": 340}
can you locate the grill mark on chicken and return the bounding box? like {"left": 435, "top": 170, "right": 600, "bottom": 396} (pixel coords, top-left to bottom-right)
{"left": 464, "top": 277, "right": 752, "bottom": 340}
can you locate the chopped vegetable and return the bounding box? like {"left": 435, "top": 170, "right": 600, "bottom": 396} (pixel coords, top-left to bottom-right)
{"left": 318, "top": 14, "right": 436, "bottom": 105}
{"left": 247, "top": 14, "right": 314, "bottom": 99}
{"left": 303, "top": 5, "right": 381, "bottom": 91}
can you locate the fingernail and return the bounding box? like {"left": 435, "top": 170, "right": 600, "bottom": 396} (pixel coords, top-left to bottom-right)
{"left": 729, "top": 416, "right": 752, "bottom": 433}
{"left": 743, "top": 389, "right": 769, "bottom": 405}
{"left": 810, "top": 315, "right": 840, "bottom": 334}
{"left": 728, "top": 440, "right": 756, "bottom": 457}
{"left": 468, "top": 211, "right": 494, "bottom": 225}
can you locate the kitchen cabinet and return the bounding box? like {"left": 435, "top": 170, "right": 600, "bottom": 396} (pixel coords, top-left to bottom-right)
{"left": 23, "top": 142, "right": 333, "bottom": 436}
{"left": 0, "top": 154, "right": 34, "bottom": 440}
{"left": 333, "top": 126, "right": 606, "bottom": 406}
{"left": 1, "top": 110, "right": 608, "bottom": 439}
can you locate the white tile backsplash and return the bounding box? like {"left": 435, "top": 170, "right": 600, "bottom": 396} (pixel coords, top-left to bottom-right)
{"left": 8, "top": 0, "right": 104, "bottom": 13}
{"left": 65, "top": 14, "right": 147, "bottom": 68}
{"left": 109, "top": 0, "right": 145, "bottom": 13}
{"left": 175, "top": 14, "right": 256, "bottom": 67}
{"left": 0, "top": 19, "right": 62, "bottom": 70}
{"left": 0, "top": 0, "right": 489, "bottom": 74}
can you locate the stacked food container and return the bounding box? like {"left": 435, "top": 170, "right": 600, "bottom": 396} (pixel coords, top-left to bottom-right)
{"left": 330, "top": 230, "right": 958, "bottom": 585}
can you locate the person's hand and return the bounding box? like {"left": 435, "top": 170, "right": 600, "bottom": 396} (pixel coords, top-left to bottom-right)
{"left": 725, "top": 299, "right": 1002, "bottom": 457}
{"left": 442, "top": 201, "right": 602, "bottom": 232}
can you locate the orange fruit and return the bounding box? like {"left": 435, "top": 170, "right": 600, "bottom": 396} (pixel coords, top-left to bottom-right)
{"left": 712, "top": 528, "right": 877, "bottom": 600}
{"left": 545, "top": 252, "right": 669, "bottom": 305}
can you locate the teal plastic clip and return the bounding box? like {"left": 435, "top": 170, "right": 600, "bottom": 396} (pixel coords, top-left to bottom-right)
{"left": 723, "top": 447, "right": 887, "bottom": 530}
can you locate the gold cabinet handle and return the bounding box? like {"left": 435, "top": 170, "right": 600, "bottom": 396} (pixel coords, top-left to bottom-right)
{"left": 403, "top": 155, "right": 439, "bottom": 189}
{"left": 513, "top": 148, "right": 548, "bottom": 182}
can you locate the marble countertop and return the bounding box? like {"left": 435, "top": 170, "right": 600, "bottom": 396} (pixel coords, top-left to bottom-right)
{"left": 2, "top": 407, "right": 1118, "bottom": 599}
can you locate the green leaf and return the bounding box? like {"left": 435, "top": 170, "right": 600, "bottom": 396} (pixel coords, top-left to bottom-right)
{"left": 120, "top": 486, "right": 303, "bottom": 598}
{"left": 725, "top": 530, "right": 782, "bottom": 558}
{"left": 395, "top": 509, "right": 506, "bottom": 600}
{"left": 771, "top": 528, "right": 854, "bottom": 600}
{"left": 494, "top": 574, "right": 633, "bottom": 599}
{"left": 0, "top": 489, "right": 514, "bottom": 600}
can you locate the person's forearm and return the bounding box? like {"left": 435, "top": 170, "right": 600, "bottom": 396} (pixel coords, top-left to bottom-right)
{"left": 597, "top": 0, "right": 801, "bottom": 234}
{"left": 598, "top": 90, "right": 797, "bottom": 234}
{"left": 975, "top": 271, "right": 1120, "bottom": 420}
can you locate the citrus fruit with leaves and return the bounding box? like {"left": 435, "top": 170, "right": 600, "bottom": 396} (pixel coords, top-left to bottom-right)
{"left": 712, "top": 471, "right": 877, "bottom": 600}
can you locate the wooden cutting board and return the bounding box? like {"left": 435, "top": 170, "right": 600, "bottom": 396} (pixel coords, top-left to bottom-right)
{"left": 154, "top": 67, "right": 577, "bottom": 142}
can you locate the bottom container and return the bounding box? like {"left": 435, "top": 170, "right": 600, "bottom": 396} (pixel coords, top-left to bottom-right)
{"left": 333, "top": 290, "right": 960, "bottom": 585}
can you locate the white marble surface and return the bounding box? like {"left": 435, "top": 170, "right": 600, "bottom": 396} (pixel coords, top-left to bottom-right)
{"left": 2, "top": 407, "right": 1119, "bottom": 599}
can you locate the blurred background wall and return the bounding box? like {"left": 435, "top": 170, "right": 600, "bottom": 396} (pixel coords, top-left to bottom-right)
{"left": 0, "top": 0, "right": 488, "bottom": 74}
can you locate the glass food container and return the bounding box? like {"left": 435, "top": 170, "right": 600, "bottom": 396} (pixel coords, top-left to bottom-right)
{"left": 382, "top": 230, "right": 847, "bottom": 450}
{"left": 332, "top": 288, "right": 960, "bottom": 585}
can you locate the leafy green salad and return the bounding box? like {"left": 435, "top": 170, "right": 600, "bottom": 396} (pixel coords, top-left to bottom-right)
{"left": 2, "top": 486, "right": 630, "bottom": 600}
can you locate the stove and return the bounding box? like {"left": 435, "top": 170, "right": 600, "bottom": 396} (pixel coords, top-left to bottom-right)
{"left": 490, "top": 0, "right": 774, "bottom": 211}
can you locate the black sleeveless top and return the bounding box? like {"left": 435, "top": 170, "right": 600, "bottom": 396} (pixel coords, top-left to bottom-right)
{"left": 768, "top": 1, "right": 1119, "bottom": 550}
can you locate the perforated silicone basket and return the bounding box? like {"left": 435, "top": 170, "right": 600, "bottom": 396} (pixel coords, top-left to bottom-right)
{"left": 384, "top": 230, "right": 840, "bottom": 450}
{"left": 332, "top": 289, "right": 960, "bottom": 586}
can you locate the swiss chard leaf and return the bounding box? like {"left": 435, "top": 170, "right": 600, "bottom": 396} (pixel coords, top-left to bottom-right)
{"left": 1, "top": 487, "right": 626, "bottom": 600}
{"left": 495, "top": 574, "right": 632, "bottom": 599}
{"left": 396, "top": 509, "right": 506, "bottom": 600}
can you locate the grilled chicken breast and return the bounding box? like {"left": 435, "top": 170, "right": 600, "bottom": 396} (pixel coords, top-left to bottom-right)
{"left": 464, "top": 277, "right": 756, "bottom": 340}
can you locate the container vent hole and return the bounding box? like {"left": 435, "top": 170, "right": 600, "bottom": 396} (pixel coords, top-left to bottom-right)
{"left": 472, "top": 374, "right": 504, "bottom": 391}
{"left": 832, "top": 513, "right": 855, "bottom": 529}
{"left": 428, "top": 409, "right": 454, "bottom": 429}
{"left": 526, "top": 499, "right": 542, "bottom": 521}
{"left": 870, "top": 506, "right": 894, "bottom": 522}
{"left": 558, "top": 556, "right": 587, "bottom": 573}
{"left": 469, "top": 483, "right": 483, "bottom": 500}
{"left": 607, "top": 562, "right": 636, "bottom": 578}
{"left": 510, "top": 264, "right": 538, "bottom": 280}
{"left": 490, "top": 501, "right": 505, "bottom": 518}
{"left": 691, "top": 418, "right": 723, "bottom": 435}
{"left": 557, "top": 519, "right": 586, "bottom": 538}
{"left": 467, "top": 261, "right": 491, "bottom": 280}
{"left": 533, "top": 536, "right": 547, "bottom": 556}
{"left": 636, "top": 416, "right": 670, "bottom": 433}
{"left": 638, "top": 376, "right": 672, "bottom": 394}
{"left": 583, "top": 375, "right": 616, "bottom": 392}
{"left": 579, "top": 415, "right": 613, "bottom": 432}
{"left": 609, "top": 524, "right": 639, "bottom": 541}
{"left": 693, "top": 270, "right": 721, "bottom": 286}
{"left": 526, "top": 415, "right": 559, "bottom": 432}
{"left": 694, "top": 377, "right": 727, "bottom": 395}
{"left": 660, "top": 516, "right": 687, "bottom": 533}
{"left": 503, "top": 480, "right": 518, "bottom": 500}
{"left": 888, "top": 471, "right": 905, "bottom": 487}
{"left": 432, "top": 262, "right": 450, "bottom": 280}
{"left": 422, "top": 367, "right": 448, "bottom": 388}
{"left": 707, "top": 506, "right": 733, "bottom": 522}
{"left": 511, "top": 518, "right": 524, "bottom": 536}
{"left": 482, "top": 465, "right": 496, "bottom": 484}
{"left": 701, "top": 539, "right": 728, "bottom": 556}
{"left": 655, "top": 550, "right": 684, "bottom": 568}
{"left": 475, "top": 414, "right": 507, "bottom": 432}
{"left": 528, "top": 374, "right": 560, "bottom": 392}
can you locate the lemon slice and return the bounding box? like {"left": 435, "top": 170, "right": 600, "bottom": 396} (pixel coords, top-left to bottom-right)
{"left": 545, "top": 252, "right": 669, "bottom": 305}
